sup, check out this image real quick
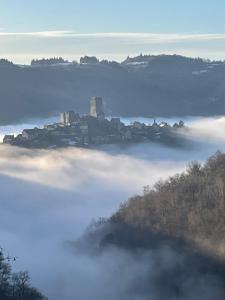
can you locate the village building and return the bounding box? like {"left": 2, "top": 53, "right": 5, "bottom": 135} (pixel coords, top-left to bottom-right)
{"left": 2, "top": 97, "right": 186, "bottom": 149}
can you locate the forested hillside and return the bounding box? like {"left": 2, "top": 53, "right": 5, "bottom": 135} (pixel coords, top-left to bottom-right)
{"left": 87, "top": 152, "right": 225, "bottom": 259}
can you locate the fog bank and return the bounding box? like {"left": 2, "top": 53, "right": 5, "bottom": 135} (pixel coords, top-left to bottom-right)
{"left": 1, "top": 116, "right": 225, "bottom": 299}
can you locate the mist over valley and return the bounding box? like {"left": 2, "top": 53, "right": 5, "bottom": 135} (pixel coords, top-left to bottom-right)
{"left": 1, "top": 2, "right": 225, "bottom": 298}
{"left": 1, "top": 116, "right": 225, "bottom": 299}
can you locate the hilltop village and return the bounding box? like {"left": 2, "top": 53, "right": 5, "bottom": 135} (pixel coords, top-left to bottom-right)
{"left": 3, "top": 97, "right": 186, "bottom": 149}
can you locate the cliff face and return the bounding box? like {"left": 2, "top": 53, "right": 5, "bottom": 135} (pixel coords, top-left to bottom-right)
{"left": 94, "top": 152, "right": 225, "bottom": 259}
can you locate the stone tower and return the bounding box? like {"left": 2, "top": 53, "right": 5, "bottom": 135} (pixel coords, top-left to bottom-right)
{"left": 90, "top": 97, "right": 105, "bottom": 120}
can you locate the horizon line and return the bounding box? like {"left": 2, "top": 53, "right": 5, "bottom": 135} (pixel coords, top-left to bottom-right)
{"left": 0, "top": 52, "right": 223, "bottom": 66}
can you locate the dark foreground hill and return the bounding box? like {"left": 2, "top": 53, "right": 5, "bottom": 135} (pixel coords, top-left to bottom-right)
{"left": 1, "top": 55, "right": 225, "bottom": 124}
{"left": 74, "top": 152, "right": 225, "bottom": 299}
{"left": 92, "top": 151, "right": 225, "bottom": 258}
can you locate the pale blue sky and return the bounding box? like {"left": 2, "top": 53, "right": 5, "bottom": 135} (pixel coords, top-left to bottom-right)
{"left": 0, "top": 0, "right": 225, "bottom": 63}
{"left": 0, "top": 0, "right": 224, "bottom": 33}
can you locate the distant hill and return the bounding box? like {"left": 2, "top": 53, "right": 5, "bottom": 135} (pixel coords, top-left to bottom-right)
{"left": 1, "top": 54, "right": 225, "bottom": 124}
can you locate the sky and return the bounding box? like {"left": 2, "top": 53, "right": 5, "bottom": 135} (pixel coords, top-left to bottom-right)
{"left": 0, "top": 0, "right": 225, "bottom": 63}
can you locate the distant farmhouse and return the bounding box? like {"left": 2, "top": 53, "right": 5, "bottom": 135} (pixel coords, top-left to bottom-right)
{"left": 3, "top": 97, "right": 186, "bottom": 149}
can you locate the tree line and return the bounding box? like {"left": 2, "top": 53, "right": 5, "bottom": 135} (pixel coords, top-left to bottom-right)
{"left": 0, "top": 250, "right": 46, "bottom": 300}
